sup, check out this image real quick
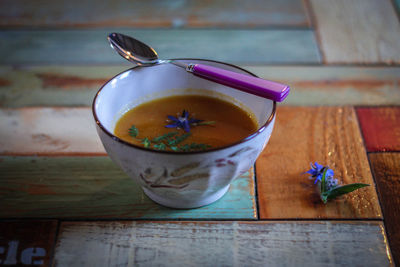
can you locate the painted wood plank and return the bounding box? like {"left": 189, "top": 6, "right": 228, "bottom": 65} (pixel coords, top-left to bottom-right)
{"left": 0, "top": 156, "right": 256, "bottom": 219}
{"left": 247, "top": 66, "right": 400, "bottom": 106}
{"left": 0, "top": 107, "right": 104, "bottom": 155}
{"left": 54, "top": 221, "right": 392, "bottom": 267}
{"left": 369, "top": 153, "right": 400, "bottom": 266}
{"left": 2, "top": 65, "right": 400, "bottom": 107}
{"left": 256, "top": 107, "right": 382, "bottom": 219}
{"left": 0, "top": 30, "right": 321, "bottom": 64}
{"left": 0, "top": 220, "right": 57, "bottom": 266}
{"left": 0, "top": 0, "right": 310, "bottom": 28}
{"left": 356, "top": 107, "right": 400, "bottom": 152}
{"left": 310, "top": 0, "right": 400, "bottom": 64}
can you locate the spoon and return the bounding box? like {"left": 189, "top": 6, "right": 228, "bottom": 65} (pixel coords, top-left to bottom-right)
{"left": 107, "top": 32, "right": 290, "bottom": 102}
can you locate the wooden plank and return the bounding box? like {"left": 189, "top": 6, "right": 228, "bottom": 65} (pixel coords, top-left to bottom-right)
{"left": 54, "top": 221, "right": 392, "bottom": 267}
{"left": 0, "top": 0, "right": 310, "bottom": 28}
{"left": 0, "top": 29, "right": 321, "bottom": 64}
{"left": 0, "top": 65, "right": 126, "bottom": 107}
{"left": 0, "top": 220, "right": 57, "bottom": 266}
{"left": 369, "top": 153, "right": 400, "bottom": 266}
{"left": 2, "top": 65, "right": 400, "bottom": 107}
{"left": 356, "top": 107, "right": 400, "bottom": 152}
{"left": 0, "top": 107, "right": 104, "bottom": 155}
{"left": 0, "top": 156, "right": 257, "bottom": 219}
{"left": 310, "top": 0, "right": 400, "bottom": 64}
{"left": 256, "top": 107, "right": 382, "bottom": 219}
{"left": 247, "top": 66, "right": 400, "bottom": 106}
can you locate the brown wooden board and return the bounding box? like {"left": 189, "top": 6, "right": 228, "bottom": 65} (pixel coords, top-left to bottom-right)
{"left": 1, "top": 66, "right": 400, "bottom": 107}
{"left": 356, "top": 107, "right": 400, "bottom": 152}
{"left": 0, "top": 0, "right": 310, "bottom": 28}
{"left": 256, "top": 106, "right": 382, "bottom": 219}
{"left": 0, "top": 220, "right": 57, "bottom": 266}
{"left": 310, "top": 0, "right": 400, "bottom": 64}
{"left": 54, "top": 221, "right": 392, "bottom": 266}
{"left": 369, "top": 153, "right": 400, "bottom": 267}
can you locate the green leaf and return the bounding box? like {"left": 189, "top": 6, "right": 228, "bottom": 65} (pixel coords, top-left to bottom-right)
{"left": 141, "top": 137, "right": 151, "bottom": 148}
{"left": 170, "top": 146, "right": 180, "bottom": 152}
{"left": 168, "top": 133, "right": 191, "bottom": 146}
{"left": 321, "top": 183, "right": 370, "bottom": 204}
{"left": 152, "top": 132, "right": 178, "bottom": 143}
{"left": 153, "top": 143, "right": 166, "bottom": 150}
{"left": 128, "top": 125, "right": 139, "bottom": 138}
{"left": 197, "top": 121, "right": 216, "bottom": 126}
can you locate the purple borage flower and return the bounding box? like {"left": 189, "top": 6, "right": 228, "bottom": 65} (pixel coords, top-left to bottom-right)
{"left": 165, "top": 110, "right": 203, "bottom": 132}
{"left": 306, "top": 162, "right": 335, "bottom": 184}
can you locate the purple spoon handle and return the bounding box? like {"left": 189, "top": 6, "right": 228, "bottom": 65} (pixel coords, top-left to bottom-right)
{"left": 191, "top": 63, "right": 290, "bottom": 102}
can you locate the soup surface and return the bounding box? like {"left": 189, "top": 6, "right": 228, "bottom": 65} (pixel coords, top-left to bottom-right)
{"left": 114, "top": 95, "right": 258, "bottom": 152}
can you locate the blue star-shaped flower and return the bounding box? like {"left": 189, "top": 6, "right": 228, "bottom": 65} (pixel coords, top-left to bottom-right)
{"left": 306, "top": 162, "right": 334, "bottom": 184}
{"left": 165, "top": 110, "right": 203, "bottom": 132}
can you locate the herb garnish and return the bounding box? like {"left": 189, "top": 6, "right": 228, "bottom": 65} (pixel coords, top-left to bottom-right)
{"left": 306, "top": 162, "right": 369, "bottom": 204}
{"left": 128, "top": 125, "right": 211, "bottom": 152}
{"left": 165, "top": 110, "right": 215, "bottom": 132}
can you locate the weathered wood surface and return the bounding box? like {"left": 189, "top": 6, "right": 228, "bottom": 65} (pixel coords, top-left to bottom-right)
{"left": 0, "top": 156, "right": 256, "bottom": 219}
{"left": 0, "top": 220, "right": 57, "bottom": 266}
{"left": 310, "top": 0, "right": 400, "bottom": 64}
{"left": 0, "top": 0, "right": 310, "bottom": 28}
{"left": 54, "top": 221, "right": 392, "bottom": 267}
{"left": 256, "top": 106, "right": 382, "bottom": 219}
{"left": 0, "top": 108, "right": 104, "bottom": 155}
{"left": 0, "top": 30, "right": 321, "bottom": 64}
{"left": 2, "top": 65, "right": 399, "bottom": 107}
{"left": 356, "top": 107, "right": 400, "bottom": 152}
{"left": 369, "top": 153, "right": 400, "bottom": 266}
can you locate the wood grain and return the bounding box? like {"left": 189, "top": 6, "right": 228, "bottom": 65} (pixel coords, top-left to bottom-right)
{"left": 54, "top": 221, "right": 392, "bottom": 267}
{"left": 256, "top": 106, "right": 382, "bottom": 219}
{"left": 0, "top": 107, "right": 104, "bottom": 155}
{"left": 0, "top": 156, "right": 256, "bottom": 219}
{"left": 0, "top": 0, "right": 310, "bottom": 28}
{"left": 356, "top": 107, "right": 400, "bottom": 152}
{"left": 310, "top": 0, "right": 400, "bottom": 64}
{"left": 0, "top": 29, "right": 321, "bottom": 64}
{"left": 369, "top": 153, "right": 400, "bottom": 266}
{"left": 0, "top": 220, "right": 57, "bottom": 266}
{"left": 2, "top": 66, "right": 400, "bottom": 107}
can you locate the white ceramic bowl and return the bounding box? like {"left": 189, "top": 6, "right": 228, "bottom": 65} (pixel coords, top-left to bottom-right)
{"left": 93, "top": 59, "right": 276, "bottom": 209}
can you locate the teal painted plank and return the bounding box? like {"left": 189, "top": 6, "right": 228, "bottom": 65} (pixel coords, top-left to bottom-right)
{"left": 0, "top": 30, "right": 321, "bottom": 64}
{"left": 0, "top": 156, "right": 256, "bottom": 219}
{"left": 54, "top": 221, "right": 392, "bottom": 266}
{"left": 1, "top": 65, "right": 399, "bottom": 107}
{"left": 0, "top": 0, "right": 310, "bottom": 27}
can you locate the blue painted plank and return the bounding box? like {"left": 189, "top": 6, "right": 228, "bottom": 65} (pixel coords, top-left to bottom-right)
{"left": 0, "top": 29, "right": 321, "bottom": 64}
{"left": 0, "top": 156, "right": 257, "bottom": 219}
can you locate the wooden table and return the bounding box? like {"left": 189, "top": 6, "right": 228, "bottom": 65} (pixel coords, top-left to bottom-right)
{"left": 1, "top": 0, "right": 399, "bottom": 266}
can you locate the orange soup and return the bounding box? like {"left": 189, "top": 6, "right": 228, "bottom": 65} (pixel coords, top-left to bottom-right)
{"left": 114, "top": 95, "right": 258, "bottom": 152}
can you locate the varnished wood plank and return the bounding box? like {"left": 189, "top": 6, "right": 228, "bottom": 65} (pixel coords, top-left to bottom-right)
{"left": 0, "top": 108, "right": 104, "bottom": 155}
{"left": 0, "top": 0, "right": 310, "bottom": 28}
{"left": 310, "top": 0, "right": 400, "bottom": 64}
{"left": 0, "top": 30, "right": 321, "bottom": 64}
{"left": 2, "top": 65, "right": 400, "bottom": 107}
{"left": 0, "top": 220, "right": 57, "bottom": 266}
{"left": 0, "top": 156, "right": 256, "bottom": 219}
{"left": 54, "top": 221, "right": 392, "bottom": 266}
{"left": 369, "top": 153, "right": 400, "bottom": 266}
{"left": 256, "top": 107, "right": 382, "bottom": 219}
{"left": 356, "top": 107, "right": 400, "bottom": 152}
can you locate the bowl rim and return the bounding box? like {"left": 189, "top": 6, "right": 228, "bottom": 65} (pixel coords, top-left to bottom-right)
{"left": 92, "top": 58, "right": 277, "bottom": 155}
